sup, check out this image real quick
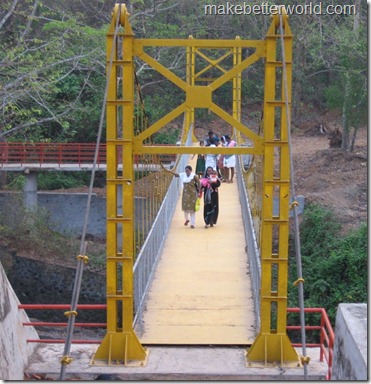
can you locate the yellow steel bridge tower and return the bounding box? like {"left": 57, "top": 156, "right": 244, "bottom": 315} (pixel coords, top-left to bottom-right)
{"left": 93, "top": 3, "right": 297, "bottom": 367}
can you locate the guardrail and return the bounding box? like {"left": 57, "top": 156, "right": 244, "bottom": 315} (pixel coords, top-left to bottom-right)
{"left": 236, "top": 159, "right": 261, "bottom": 329}
{"left": 0, "top": 143, "right": 107, "bottom": 166}
{"left": 287, "top": 307, "right": 335, "bottom": 380}
{"left": 0, "top": 142, "right": 176, "bottom": 167}
{"left": 19, "top": 304, "right": 106, "bottom": 344}
{"left": 19, "top": 304, "right": 334, "bottom": 379}
{"left": 133, "top": 128, "right": 192, "bottom": 326}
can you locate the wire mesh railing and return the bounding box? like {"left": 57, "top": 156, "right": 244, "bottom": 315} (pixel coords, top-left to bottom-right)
{"left": 133, "top": 127, "right": 193, "bottom": 325}
{"left": 236, "top": 157, "right": 261, "bottom": 329}
{"left": 235, "top": 127, "right": 263, "bottom": 329}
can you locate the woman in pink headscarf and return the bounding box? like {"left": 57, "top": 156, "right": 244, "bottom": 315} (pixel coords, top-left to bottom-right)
{"left": 200, "top": 166, "right": 221, "bottom": 228}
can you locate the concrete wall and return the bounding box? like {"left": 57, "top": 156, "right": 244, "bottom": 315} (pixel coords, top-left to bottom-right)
{"left": 0, "top": 192, "right": 149, "bottom": 239}
{"left": 332, "top": 303, "right": 367, "bottom": 380}
{"left": 0, "top": 260, "right": 39, "bottom": 380}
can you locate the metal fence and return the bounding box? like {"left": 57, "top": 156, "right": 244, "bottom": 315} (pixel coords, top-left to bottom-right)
{"left": 133, "top": 130, "right": 192, "bottom": 325}
{"left": 236, "top": 158, "right": 261, "bottom": 330}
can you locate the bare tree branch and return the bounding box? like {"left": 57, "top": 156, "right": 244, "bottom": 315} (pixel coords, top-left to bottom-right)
{"left": 19, "top": 0, "right": 39, "bottom": 42}
{"left": 0, "top": 0, "right": 19, "bottom": 31}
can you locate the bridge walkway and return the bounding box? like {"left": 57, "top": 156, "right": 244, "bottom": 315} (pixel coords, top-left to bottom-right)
{"left": 135, "top": 157, "right": 256, "bottom": 345}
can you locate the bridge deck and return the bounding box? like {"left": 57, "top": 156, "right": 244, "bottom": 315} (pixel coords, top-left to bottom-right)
{"left": 136, "top": 159, "right": 256, "bottom": 345}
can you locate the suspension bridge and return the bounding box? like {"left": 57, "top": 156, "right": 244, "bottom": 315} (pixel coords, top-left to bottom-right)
{"left": 2, "top": 3, "right": 335, "bottom": 380}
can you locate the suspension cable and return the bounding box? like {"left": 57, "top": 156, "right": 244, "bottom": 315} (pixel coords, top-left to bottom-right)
{"left": 58, "top": 5, "right": 122, "bottom": 381}
{"left": 278, "top": 11, "right": 309, "bottom": 380}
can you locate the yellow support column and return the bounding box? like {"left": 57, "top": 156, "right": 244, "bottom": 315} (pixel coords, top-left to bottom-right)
{"left": 93, "top": 4, "right": 147, "bottom": 365}
{"left": 247, "top": 12, "right": 299, "bottom": 366}
{"left": 233, "top": 36, "right": 242, "bottom": 139}
{"left": 186, "top": 35, "right": 196, "bottom": 142}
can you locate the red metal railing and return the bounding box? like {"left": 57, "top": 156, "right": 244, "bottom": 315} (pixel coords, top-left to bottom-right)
{"left": 19, "top": 304, "right": 334, "bottom": 379}
{"left": 0, "top": 142, "right": 176, "bottom": 167}
{"left": 287, "top": 307, "right": 335, "bottom": 380}
{"left": 0, "top": 143, "right": 107, "bottom": 166}
{"left": 19, "top": 304, "right": 107, "bottom": 344}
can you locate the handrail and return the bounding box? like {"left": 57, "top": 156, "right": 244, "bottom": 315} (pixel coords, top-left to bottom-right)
{"left": 0, "top": 142, "right": 176, "bottom": 167}
{"left": 19, "top": 304, "right": 334, "bottom": 379}
{"left": 287, "top": 307, "right": 335, "bottom": 380}
{"left": 19, "top": 304, "right": 107, "bottom": 345}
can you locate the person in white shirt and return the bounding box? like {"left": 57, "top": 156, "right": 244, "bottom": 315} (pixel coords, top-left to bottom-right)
{"left": 204, "top": 141, "right": 218, "bottom": 171}
{"left": 223, "top": 135, "right": 237, "bottom": 183}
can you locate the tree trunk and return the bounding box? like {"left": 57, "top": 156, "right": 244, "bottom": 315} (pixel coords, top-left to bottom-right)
{"left": 350, "top": 127, "right": 358, "bottom": 152}
{"left": 341, "top": 72, "right": 350, "bottom": 151}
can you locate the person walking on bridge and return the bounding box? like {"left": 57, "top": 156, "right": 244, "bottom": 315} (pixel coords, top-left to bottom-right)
{"left": 223, "top": 135, "right": 237, "bottom": 183}
{"left": 200, "top": 166, "right": 221, "bottom": 228}
{"left": 170, "top": 165, "right": 201, "bottom": 229}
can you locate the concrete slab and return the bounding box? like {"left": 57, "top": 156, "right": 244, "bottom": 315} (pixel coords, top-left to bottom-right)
{"left": 25, "top": 344, "right": 328, "bottom": 380}
{"left": 135, "top": 159, "right": 256, "bottom": 346}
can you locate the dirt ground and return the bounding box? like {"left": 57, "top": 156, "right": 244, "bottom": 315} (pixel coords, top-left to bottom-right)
{"left": 291, "top": 127, "right": 367, "bottom": 233}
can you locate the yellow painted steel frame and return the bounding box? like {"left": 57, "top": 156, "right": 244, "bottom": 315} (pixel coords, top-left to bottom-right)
{"left": 247, "top": 13, "right": 298, "bottom": 366}
{"left": 93, "top": 4, "right": 147, "bottom": 365}
{"left": 94, "top": 3, "right": 298, "bottom": 366}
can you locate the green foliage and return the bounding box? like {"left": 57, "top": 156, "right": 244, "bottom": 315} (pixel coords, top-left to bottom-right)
{"left": 5, "top": 175, "right": 26, "bottom": 191}
{"left": 0, "top": 2, "right": 106, "bottom": 142}
{"left": 142, "top": 92, "right": 184, "bottom": 126}
{"left": 0, "top": 0, "right": 367, "bottom": 147}
{"left": 152, "top": 127, "right": 179, "bottom": 144}
{"left": 0, "top": 204, "right": 77, "bottom": 262}
{"left": 299, "top": 204, "right": 341, "bottom": 260}
{"left": 4, "top": 171, "right": 102, "bottom": 191}
{"left": 288, "top": 204, "right": 367, "bottom": 324}
{"left": 37, "top": 172, "right": 90, "bottom": 190}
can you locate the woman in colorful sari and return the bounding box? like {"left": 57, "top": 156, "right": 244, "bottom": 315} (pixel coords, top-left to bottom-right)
{"left": 200, "top": 166, "right": 221, "bottom": 228}
{"left": 170, "top": 165, "right": 201, "bottom": 229}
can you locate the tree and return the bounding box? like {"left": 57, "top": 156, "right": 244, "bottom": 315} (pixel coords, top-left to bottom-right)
{"left": 0, "top": 0, "right": 107, "bottom": 142}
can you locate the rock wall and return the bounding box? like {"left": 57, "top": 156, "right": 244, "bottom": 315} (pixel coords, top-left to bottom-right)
{"left": 332, "top": 303, "right": 367, "bottom": 380}
{"left": 0, "top": 260, "right": 39, "bottom": 380}
{"left": 0, "top": 247, "right": 106, "bottom": 323}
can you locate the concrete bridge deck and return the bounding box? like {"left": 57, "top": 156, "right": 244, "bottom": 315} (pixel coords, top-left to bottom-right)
{"left": 135, "top": 173, "right": 256, "bottom": 345}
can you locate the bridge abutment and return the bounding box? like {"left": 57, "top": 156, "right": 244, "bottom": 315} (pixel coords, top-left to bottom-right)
{"left": 332, "top": 303, "right": 367, "bottom": 380}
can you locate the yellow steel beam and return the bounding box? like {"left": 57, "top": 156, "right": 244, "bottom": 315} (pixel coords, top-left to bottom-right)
{"left": 209, "top": 103, "right": 263, "bottom": 148}
{"left": 186, "top": 36, "right": 196, "bottom": 142}
{"left": 194, "top": 49, "right": 231, "bottom": 77}
{"left": 233, "top": 36, "right": 242, "bottom": 141}
{"left": 246, "top": 11, "right": 298, "bottom": 366}
{"left": 209, "top": 46, "right": 265, "bottom": 91}
{"left": 134, "top": 103, "right": 187, "bottom": 143}
{"left": 135, "top": 38, "right": 264, "bottom": 48}
{"left": 135, "top": 50, "right": 188, "bottom": 91}
{"left": 93, "top": 3, "right": 147, "bottom": 365}
{"left": 131, "top": 145, "right": 260, "bottom": 155}
{"left": 96, "top": 1, "right": 297, "bottom": 368}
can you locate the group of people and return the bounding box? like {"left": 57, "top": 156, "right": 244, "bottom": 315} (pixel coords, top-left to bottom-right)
{"left": 171, "top": 164, "right": 220, "bottom": 229}
{"left": 171, "top": 130, "right": 237, "bottom": 229}
{"left": 193, "top": 130, "right": 237, "bottom": 184}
